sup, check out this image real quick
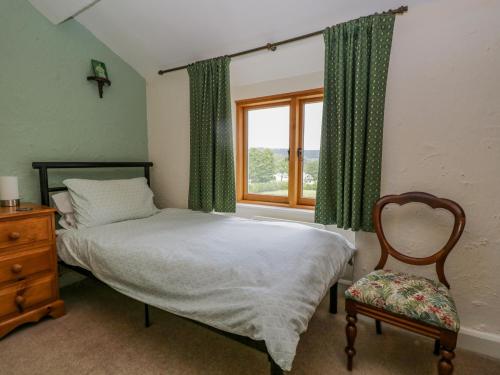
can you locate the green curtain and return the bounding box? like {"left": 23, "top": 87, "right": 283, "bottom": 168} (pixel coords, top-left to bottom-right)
{"left": 187, "top": 56, "right": 236, "bottom": 213}
{"left": 315, "top": 14, "right": 395, "bottom": 231}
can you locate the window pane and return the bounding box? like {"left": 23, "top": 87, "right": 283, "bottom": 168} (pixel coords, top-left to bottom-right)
{"left": 247, "top": 106, "right": 289, "bottom": 196}
{"left": 302, "top": 102, "right": 322, "bottom": 199}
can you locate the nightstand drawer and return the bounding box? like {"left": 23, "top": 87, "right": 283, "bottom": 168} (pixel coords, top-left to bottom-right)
{"left": 0, "top": 274, "right": 56, "bottom": 318}
{"left": 0, "top": 246, "right": 53, "bottom": 284}
{"left": 0, "top": 216, "right": 51, "bottom": 249}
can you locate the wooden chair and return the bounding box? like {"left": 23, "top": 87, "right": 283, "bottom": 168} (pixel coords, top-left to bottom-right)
{"left": 344, "top": 192, "right": 465, "bottom": 375}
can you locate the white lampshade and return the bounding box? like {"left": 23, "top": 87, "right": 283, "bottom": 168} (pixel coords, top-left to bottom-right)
{"left": 0, "top": 176, "right": 19, "bottom": 200}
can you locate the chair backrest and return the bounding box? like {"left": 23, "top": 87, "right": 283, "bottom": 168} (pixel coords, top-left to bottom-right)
{"left": 373, "top": 192, "right": 465, "bottom": 288}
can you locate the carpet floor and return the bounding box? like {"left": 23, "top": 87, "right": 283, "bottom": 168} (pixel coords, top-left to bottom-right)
{"left": 0, "top": 278, "right": 499, "bottom": 375}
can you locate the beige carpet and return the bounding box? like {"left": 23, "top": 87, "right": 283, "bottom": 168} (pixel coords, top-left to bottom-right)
{"left": 1, "top": 278, "right": 499, "bottom": 375}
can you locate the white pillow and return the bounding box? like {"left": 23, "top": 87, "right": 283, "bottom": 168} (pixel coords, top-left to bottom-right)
{"left": 63, "top": 177, "right": 159, "bottom": 228}
{"left": 51, "top": 191, "right": 77, "bottom": 229}
{"left": 58, "top": 215, "right": 76, "bottom": 230}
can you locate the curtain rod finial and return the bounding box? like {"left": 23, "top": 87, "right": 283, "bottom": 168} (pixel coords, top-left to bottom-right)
{"left": 391, "top": 5, "right": 408, "bottom": 14}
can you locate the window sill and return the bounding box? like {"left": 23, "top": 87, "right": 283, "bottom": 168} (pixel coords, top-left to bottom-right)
{"left": 236, "top": 201, "right": 315, "bottom": 224}
{"left": 237, "top": 201, "right": 314, "bottom": 212}
{"left": 235, "top": 202, "right": 356, "bottom": 244}
{"left": 237, "top": 199, "right": 314, "bottom": 210}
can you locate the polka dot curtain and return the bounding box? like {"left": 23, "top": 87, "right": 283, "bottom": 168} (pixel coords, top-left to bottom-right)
{"left": 314, "top": 14, "right": 395, "bottom": 231}
{"left": 187, "top": 56, "right": 236, "bottom": 213}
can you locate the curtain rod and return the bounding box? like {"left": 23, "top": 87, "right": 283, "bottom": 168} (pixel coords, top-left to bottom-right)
{"left": 158, "top": 5, "right": 407, "bottom": 75}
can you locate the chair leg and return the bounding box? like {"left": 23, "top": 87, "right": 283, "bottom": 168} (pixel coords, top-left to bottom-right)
{"left": 329, "top": 282, "right": 338, "bottom": 314}
{"left": 375, "top": 319, "right": 382, "bottom": 335}
{"left": 434, "top": 339, "right": 441, "bottom": 356}
{"left": 345, "top": 313, "right": 357, "bottom": 371}
{"left": 438, "top": 347, "right": 455, "bottom": 375}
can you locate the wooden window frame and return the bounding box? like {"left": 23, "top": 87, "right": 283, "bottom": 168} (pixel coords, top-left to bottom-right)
{"left": 236, "top": 88, "right": 323, "bottom": 209}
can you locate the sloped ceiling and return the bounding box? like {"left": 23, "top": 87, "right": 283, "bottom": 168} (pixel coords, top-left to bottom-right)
{"left": 31, "top": 0, "right": 432, "bottom": 80}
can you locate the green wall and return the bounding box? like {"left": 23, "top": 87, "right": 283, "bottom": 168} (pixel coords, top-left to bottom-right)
{"left": 0, "top": 0, "right": 148, "bottom": 203}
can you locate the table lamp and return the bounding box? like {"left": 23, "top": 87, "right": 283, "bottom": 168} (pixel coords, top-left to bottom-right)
{"left": 0, "top": 176, "right": 20, "bottom": 207}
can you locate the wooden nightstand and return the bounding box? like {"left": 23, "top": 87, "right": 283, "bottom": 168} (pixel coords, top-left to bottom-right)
{"left": 0, "top": 203, "right": 64, "bottom": 338}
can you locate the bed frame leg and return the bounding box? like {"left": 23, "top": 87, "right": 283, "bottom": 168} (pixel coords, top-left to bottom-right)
{"left": 144, "top": 304, "right": 151, "bottom": 328}
{"left": 329, "top": 282, "right": 338, "bottom": 314}
{"left": 268, "top": 354, "right": 283, "bottom": 375}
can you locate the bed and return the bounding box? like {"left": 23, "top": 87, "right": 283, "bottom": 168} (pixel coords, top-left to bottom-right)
{"left": 32, "top": 162, "right": 355, "bottom": 374}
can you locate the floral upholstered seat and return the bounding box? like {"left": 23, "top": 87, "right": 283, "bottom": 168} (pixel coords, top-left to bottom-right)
{"left": 345, "top": 270, "right": 460, "bottom": 332}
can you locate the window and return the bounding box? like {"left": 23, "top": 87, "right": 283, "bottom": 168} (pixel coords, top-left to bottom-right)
{"left": 236, "top": 88, "right": 323, "bottom": 208}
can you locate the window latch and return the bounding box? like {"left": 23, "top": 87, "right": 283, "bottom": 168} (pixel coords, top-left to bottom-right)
{"left": 297, "top": 148, "right": 303, "bottom": 161}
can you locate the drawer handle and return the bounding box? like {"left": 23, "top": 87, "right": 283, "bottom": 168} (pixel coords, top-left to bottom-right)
{"left": 15, "top": 295, "right": 26, "bottom": 311}
{"left": 11, "top": 263, "right": 23, "bottom": 274}
{"left": 8, "top": 232, "right": 21, "bottom": 240}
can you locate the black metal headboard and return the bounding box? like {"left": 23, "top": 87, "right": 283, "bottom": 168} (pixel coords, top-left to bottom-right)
{"left": 32, "top": 162, "right": 153, "bottom": 206}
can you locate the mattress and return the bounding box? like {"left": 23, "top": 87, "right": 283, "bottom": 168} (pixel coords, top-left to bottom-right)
{"left": 57, "top": 208, "right": 355, "bottom": 371}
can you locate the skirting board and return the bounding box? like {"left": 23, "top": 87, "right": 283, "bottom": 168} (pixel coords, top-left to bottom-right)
{"left": 354, "top": 313, "right": 500, "bottom": 360}
{"left": 458, "top": 327, "right": 500, "bottom": 360}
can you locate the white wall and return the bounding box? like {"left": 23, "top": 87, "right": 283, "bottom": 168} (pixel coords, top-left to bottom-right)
{"left": 147, "top": 0, "right": 500, "bottom": 356}
{"left": 354, "top": 0, "right": 500, "bottom": 356}
{"left": 147, "top": 69, "right": 190, "bottom": 209}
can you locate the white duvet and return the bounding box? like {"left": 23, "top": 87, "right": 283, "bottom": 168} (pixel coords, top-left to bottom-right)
{"left": 57, "top": 208, "right": 355, "bottom": 371}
